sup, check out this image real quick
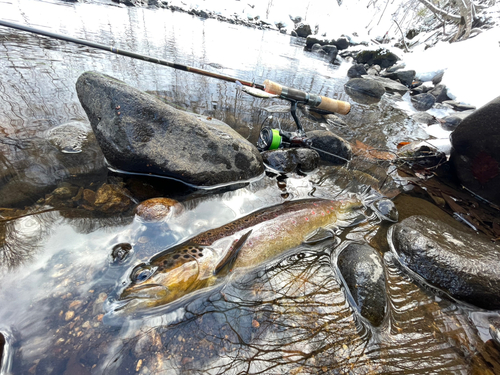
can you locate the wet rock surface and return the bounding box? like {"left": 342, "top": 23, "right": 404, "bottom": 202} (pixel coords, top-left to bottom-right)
{"left": 76, "top": 71, "right": 264, "bottom": 187}
{"left": 361, "top": 75, "right": 409, "bottom": 95}
{"left": 389, "top": 215, "right": 500, "bottom": 310}
{"left": 306, "top": 130, "right": 352, "bottom": 164}
{"left": 439, "top": 115, "right": 463, "bottom": 131}
{"left": 450, "top": 95, "right": 500, "bottom": 205}
{"left": 336, "top": 241, "right": 387, "bottom": 326}
{"left": 134, "top": 197, "right": 184, "bottom": 222}
{"left": 261, "top": 148, "right": 320, "bottom": 173}
{"left": 347, "top": 63, "right": 367, "bottom": 78}
{"left": 345, "top": 78, "right": 385, "bottom": 103}
{"left": 381, "top": 69, "right": 416, "bottom": 87}
{"left": 429, "top": 84, "right": 451, "bottom": 103}
{"left": 0, "top": 131, "right": 107, "bottom": 208}
{"left": 411, "top": 92, "right": 436, "bottom": 111}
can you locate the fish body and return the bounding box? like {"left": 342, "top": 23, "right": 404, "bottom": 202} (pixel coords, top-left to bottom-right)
{"left": 119, "top": 197, "right": 364, "bottom": 311}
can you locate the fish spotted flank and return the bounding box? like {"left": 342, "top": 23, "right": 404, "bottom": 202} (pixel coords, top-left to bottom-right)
{"left": 118, "top": 197, "right": 364, "bottom": 311}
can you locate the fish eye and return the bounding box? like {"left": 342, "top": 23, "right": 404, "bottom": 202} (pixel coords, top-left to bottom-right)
{"left": 131, "top": 264, "right": 153, "bottom": 283}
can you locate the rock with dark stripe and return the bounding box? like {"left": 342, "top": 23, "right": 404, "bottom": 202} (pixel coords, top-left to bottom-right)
{"left": 76, "top": 72, "right": 264, "bottom": 187}
{"left": 389, "top": 215, "right": 500, "bottom": 310}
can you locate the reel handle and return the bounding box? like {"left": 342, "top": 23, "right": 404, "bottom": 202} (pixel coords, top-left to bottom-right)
{"left": 263, "top": 79, "right": 351, "bottom": 115}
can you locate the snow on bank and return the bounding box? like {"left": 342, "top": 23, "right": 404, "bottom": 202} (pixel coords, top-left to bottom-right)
{"left": 404, "top": 27, "right": 500, "bottom": 108}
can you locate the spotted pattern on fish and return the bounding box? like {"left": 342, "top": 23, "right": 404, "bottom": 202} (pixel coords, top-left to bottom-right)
{"left": 193, "top": 199, "right": 341, "bottom": 246}
{"left": 119, "top": 197, "right": 365, "bottom": 311}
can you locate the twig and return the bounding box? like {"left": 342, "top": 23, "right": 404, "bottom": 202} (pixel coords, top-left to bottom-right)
{"left": 394, "top": 20, "right": 410, "bottom": 52}
{"left": 377, "top": 0, "right": 391, "bottom": 25}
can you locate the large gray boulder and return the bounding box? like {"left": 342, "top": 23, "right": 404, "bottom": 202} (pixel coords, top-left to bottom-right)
{"left": 76, "top": 72, "right": 264, "bottom": 187}
{"left": 450, "top": 95, "right": 500, "bottom": 204}
{"left": 389, "top": 215, "right": 500, "bottom": 310}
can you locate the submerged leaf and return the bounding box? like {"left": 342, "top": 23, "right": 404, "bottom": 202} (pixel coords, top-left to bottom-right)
{"left": 351, "top": 140, "right": 396, "bottom": 161}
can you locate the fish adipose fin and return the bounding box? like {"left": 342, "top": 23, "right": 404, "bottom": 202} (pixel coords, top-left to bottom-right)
{"left": 214, "top": 230, "right": 253, "bottom": 276}
{"left": 304, "top": 227, "right": 336, "bottom": 244}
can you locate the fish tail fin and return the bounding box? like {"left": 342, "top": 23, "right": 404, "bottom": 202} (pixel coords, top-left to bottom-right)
{"left": 359, "top": 185, "right": 398, "bottom": 223}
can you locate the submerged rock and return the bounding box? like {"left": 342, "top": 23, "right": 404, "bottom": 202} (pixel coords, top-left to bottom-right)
{"left": 389, "top": 215, "right": 500, "bottom": 310}
{"left": 135, "top": 197, "right": 184, "bottom": 222}
{"left": 94, "top": 183, "right": 133, "bottom": 213}
{"left": 450, "top": 95, "right": 500, "bottom": 205}
{"left": 261, "top": 148, "right": 320, "bottom": 173}
{"left": 76, "top": 72, "right": 264, "bottom": 187}
{"left": 47, "top": 121, "right": 90, "bottom": 154}
{"left": 0, "top": 130, "right": 107, "bottom": 208}
{"left": 336, "top": 241, "right": 387, "bottom": 326}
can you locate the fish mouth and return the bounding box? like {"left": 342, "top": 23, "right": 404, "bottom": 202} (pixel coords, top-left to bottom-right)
{"left": 120, "top": 283, "right": 169, "bottom": 301}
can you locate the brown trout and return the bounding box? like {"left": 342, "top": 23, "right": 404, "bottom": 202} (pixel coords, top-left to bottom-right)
{"left": 118, "top": 197, "right": 367, "bottom": 311}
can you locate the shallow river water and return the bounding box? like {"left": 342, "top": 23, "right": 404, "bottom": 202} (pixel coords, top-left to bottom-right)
{"left": 1, "top": 0, "right": 499, "bottom": 374}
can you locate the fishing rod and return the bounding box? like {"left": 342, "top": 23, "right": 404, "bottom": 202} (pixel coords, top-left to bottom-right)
{"left": 0, "top": 19, "right": 352, "bottom": 153}
{"left": 0, "top": 20, "right": 350, "bottom": 113}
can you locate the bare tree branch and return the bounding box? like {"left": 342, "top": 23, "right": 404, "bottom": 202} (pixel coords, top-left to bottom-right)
{"left": 417, "top": 0, "right": 462, "bottom": 22}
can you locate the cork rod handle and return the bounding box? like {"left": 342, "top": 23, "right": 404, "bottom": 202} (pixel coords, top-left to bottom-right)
{"left": 263, "top": 79, "right": 351, "bottom": 115}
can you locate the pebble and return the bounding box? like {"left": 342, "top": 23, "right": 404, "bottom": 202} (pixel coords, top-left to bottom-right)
{"left": 65, "top": 311, "right": 75, "bottom": 321}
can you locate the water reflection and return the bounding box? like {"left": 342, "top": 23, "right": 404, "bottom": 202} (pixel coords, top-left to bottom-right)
{"left": 0, "top": 208, "right": 58, "bottom": 269}
{"left": 105, "top": 242, "right": 373, "bottom": 374}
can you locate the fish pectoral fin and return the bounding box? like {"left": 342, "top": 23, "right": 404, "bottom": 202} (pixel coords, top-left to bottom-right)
{"left": 214, "top": 230, "right": 252, "bottom": 276}
{"left": 304, "top": 227, "right": 336, "bottom": 244}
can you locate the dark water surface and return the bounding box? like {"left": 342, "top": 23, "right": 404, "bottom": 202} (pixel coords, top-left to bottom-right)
{"left": 1, "top": 0, "right": 499, "bottom": 374}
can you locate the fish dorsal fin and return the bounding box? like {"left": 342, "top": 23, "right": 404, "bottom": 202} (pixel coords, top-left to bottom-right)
{"left": 214, "top": 230, "right": 253, "bottom": 276}
{"left": 304, "top": 227, "right": 336, "bottom": 244}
